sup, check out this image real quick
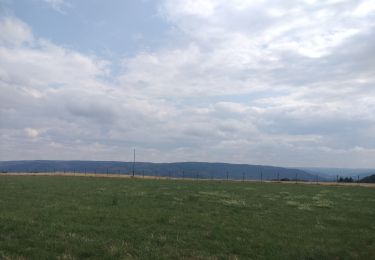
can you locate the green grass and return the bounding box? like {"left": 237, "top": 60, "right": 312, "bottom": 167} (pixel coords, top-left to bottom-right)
{"left": 0, "top": 176, "right": 374, "bottom": 259}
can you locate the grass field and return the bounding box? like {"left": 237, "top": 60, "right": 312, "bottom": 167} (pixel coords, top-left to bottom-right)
{"left": 0, "top": 176, "right": 374, "bottom": 259}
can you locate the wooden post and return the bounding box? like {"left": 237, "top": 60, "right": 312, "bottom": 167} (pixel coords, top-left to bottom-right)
{"left": 132, "top": 149, "right": 135, "bottom": 177}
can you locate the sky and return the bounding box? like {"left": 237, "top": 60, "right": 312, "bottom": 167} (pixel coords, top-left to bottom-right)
{"left": 0, "top": 0, "right": 375, "bottom": 168}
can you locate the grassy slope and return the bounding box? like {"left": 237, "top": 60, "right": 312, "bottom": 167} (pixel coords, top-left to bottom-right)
{"left": 0, "top": 176, "right": 374, "bottom": 259}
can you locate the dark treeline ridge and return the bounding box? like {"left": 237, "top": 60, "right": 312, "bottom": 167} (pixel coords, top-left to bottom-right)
{"left": 337, "top": 175, "right": 375, "bottom": 183}
{"left": 359, "top": 174, "right": 375, "bottom": 183}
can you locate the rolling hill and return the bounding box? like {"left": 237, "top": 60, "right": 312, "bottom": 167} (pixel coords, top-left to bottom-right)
{"left": 0, "top": 160, "right": 322, "bottom": 181}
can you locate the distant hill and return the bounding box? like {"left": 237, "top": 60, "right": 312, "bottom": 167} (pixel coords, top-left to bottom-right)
{"left": 0, "top": 160, "right": 321, "bottom": 181}
{"left": 359, "top": 174, "right": 375, "bottom": 183}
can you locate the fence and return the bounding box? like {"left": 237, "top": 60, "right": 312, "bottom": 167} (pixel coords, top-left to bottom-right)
{"left": 0, "top": 167, "right": 350, "bottom": 184}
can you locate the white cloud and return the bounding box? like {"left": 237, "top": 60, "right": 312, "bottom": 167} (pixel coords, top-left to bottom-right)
{"left": 0, "top": 17, "right": 33, "bottom": 46}
{"left": 353, "top": 0, "right": 375, "bottom": 17}
{"left": 24, "top": 128, "right": 39, "bottom": 138}
{"left": 42, "top": 0, "right": 71, "bottom": 14}
{"left": 1, "top": 0, "right": 375, "bottom": 168}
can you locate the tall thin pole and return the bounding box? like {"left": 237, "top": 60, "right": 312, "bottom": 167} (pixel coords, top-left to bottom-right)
{"left": 132, "top": 148, "right": 135, "bottom": 177}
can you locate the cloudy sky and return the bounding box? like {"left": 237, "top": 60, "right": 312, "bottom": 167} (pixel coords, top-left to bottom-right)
{"left": 0, "top": 0, "right": 374, "bottom": 167}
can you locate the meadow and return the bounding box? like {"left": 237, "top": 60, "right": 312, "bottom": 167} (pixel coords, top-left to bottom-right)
{"left": 0, "top": 175, "right": 374, "bottom": 259}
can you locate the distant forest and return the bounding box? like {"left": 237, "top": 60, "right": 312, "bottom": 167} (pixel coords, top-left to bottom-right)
{"left": 359, "top": 175, "right": 375, "bottom": 183}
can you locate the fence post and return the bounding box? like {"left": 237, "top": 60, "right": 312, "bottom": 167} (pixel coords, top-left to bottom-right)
{"left": 226, "top": 171, "right": 229, "bottom": 181}
{"left": 277, "top": 171, "right": 280, "bottom": 182}
{"left": 260, "top": 168, "right": 263, "bottom": 183}
{"left": 182, "top": 170, "right": 184, "bottom": 180}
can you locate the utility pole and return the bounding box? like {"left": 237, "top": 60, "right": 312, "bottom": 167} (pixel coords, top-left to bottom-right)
{"left": 132, "top": 148, "right": 135, "bottom": 177}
